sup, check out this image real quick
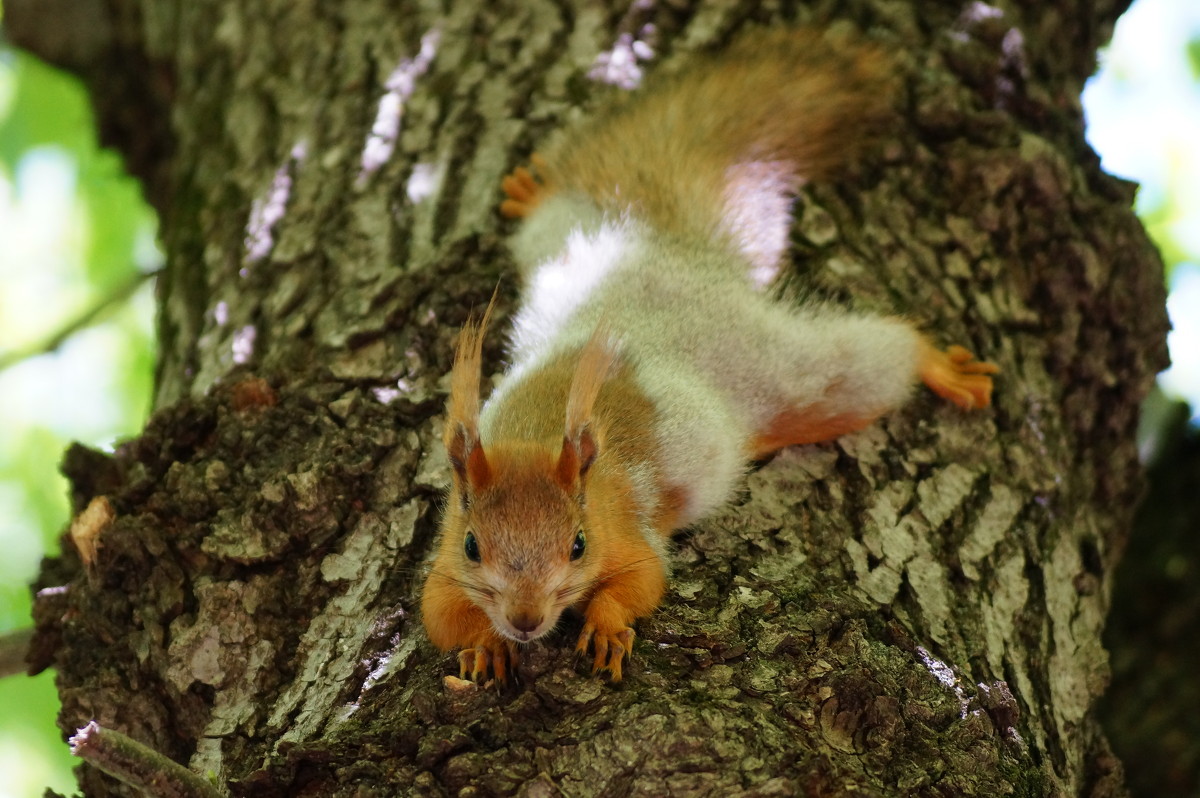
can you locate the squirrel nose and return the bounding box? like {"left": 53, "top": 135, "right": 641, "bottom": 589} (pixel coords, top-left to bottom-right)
{"left": 509, "top": 611, "right": 542, "bottom": 634}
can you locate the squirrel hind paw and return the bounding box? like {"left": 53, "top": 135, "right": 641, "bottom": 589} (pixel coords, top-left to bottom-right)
{"left": 457, "top": 640, "right": 520, "bottom": 687}
{"left": 576, "top": 624, "right": 635, "bottom": 682}
{"left": 499, "top": 160, "right": 548, "bottom": 219}
{"left": 920, "top": 343, "right": 1000, "bottom": 410}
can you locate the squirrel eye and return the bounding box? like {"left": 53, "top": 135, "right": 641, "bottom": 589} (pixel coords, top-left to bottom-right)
{"left": 464, "top": 531, "right": 481, "bottom": 563}
{"left": 570, "top": 529, "right": 586, "bottom": 561}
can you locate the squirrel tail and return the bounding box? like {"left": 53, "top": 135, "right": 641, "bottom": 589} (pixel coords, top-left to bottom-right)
{"left": 541, "top": 27, "right": 897, "bottom": 245}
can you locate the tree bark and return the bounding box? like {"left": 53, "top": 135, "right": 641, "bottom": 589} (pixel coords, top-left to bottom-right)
{"left": 7, "top": 0, "right": 1167, "bottom": 796}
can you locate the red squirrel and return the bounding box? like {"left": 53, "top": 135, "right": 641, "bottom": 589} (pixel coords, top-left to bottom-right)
{"left": 420, "top": 28, "right": 998, "bottom": 684}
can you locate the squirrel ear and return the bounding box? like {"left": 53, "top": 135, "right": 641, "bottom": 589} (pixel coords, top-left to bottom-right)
{"left": 447, "top": 422, "right": 492, "bottom": 494}
{"left": 556, "top": 327, "right": 615, "bottom": 491}
{"left": 444, "top": 294, "right": 497, "bottom": 496}
{"left": 555, "top": 427, "right": 598, "bottom": 489}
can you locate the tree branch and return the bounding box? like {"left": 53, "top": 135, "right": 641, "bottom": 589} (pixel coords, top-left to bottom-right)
{"left": 0, "top": 627, "right": 33, "bottom": 678}
{"left": 0, "top": 269, "right": 158, "bottom": 375}
{"left": 70, "top": 721, "right": 222, "bottom": 798}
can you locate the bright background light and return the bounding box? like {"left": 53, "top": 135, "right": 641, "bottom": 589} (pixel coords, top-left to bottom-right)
{"left": 1082, "top": 0, "right": 1200, "bottom": 412}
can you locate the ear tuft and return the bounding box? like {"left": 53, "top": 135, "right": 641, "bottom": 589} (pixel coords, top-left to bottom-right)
{"left": 556, "top": 326, "right": 617, "bottom": 490}
{"left": 564, "top": 325, "right": 618, "bottom": 439}
{"left": 443, "top": 292, "right": 498, "bottom": 495}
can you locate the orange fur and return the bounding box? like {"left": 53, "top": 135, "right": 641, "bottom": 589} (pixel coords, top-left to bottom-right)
{"left": 749, "top": 406, "right": 880, "bottom": 459}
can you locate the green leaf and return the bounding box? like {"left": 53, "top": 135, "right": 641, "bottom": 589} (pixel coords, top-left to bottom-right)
{"left": 0, "top": 49, "right": 93, "bottom": 162}
{"left": 1187, "top": 36, "right": 1200, "bottom": 81}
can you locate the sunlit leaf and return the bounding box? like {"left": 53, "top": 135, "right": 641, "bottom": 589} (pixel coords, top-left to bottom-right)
{"left": 1187, "top": 36, "right": 1200, "bottom": 80}
{"left": 0, "top": 50, "right": 91, "bottom": 162}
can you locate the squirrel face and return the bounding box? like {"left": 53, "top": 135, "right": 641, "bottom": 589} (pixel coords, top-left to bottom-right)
{"left": 444, "top": 440, "right": 600, "bottom": 643}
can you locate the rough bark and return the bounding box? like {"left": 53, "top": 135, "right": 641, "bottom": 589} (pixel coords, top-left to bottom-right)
{"left": 7, "top": 0, "right": 1167, "bottom": 796}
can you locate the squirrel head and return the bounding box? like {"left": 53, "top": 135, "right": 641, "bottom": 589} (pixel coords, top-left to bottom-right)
{"left": 441, "top": 434, "right": 601, "bottom": 642}
{"left": 439, "top": 312, "right": 618, "bottom": 642}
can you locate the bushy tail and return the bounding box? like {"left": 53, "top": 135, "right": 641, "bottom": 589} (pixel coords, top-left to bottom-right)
{"left": 541, "top": 27, "right": 897, "bottom": 241}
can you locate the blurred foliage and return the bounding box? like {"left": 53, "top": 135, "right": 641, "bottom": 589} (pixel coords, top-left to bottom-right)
{"left": 0, "top": 37, "right": 157, "bottom": 798}
{"left": 1131, "top": 145, "right": 1194, "bottom": 285}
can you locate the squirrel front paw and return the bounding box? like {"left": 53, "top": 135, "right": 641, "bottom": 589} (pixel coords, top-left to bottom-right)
{"left": 457, "top": 638, "right": 520, "bottom": 687}
{"left": 576, "top": 622, "right": 636, "bottom": 682}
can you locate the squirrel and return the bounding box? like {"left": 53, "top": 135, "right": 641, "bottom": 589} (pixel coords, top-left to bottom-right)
{"left": 420, "top": 27, "right": 998, "bottom": 685}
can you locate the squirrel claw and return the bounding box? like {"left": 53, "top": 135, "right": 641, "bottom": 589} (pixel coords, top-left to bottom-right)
{"left": 945, "top": 345, "right": 1001, "bottom": 374}
{"left": 919, "top": 341, "right": 1000, "bottom": 410}
{"left": 576, "top": 624, "right": 635, "bottom": 682}
{"left": 457, "top": 640, "right": 519, "bottom": 687}
{"left": 500, "top": 157, "right": 548, "bottom": 218}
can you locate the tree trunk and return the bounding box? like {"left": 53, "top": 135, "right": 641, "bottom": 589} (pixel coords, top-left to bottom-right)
{"left": 7, "top": 0, "right": 1167, "bottom": 795}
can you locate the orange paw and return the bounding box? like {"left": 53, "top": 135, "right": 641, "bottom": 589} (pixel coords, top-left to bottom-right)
{"left": 576, "top": 622, "right": 635, "bottom": 682}
{"left": 919, "top": 342, "right": 1000, "bottom": 410}
{"left": 457, "top": 638, "right": 519, "bottom": 686}
{"left": 499, "top": 154, "right": 549, "bottom": 218}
